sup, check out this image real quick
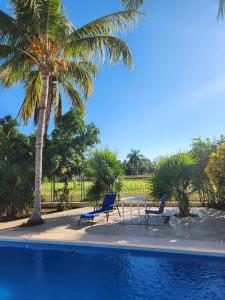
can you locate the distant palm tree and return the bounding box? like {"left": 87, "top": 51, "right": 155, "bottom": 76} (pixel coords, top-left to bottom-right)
{"left": 127, "top": 149, "right": 145, "bottom": 176}
{"left": 0, "top": 0, "right": 141, "bottom": 225}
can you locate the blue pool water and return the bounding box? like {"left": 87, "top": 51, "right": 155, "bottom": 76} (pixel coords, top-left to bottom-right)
{"left": 0, "top": 241, "right": 225, "bottom": 300}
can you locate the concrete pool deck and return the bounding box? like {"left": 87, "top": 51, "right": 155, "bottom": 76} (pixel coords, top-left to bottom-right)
{"left": 0, "top": 207, "right": 225, "bottom": 254}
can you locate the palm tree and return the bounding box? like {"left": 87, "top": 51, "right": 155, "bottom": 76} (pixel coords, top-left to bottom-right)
{"left": 2, "top": 59, "right": 98, "bottom": 131}
{"left": 0, "top": 1, "right": 141, "bottom": 225}
{"left": 2, "top": 0, "right": 146, "bottom": 130}
{"left": 127, "top": 149, "right": 145, "bottom": 176}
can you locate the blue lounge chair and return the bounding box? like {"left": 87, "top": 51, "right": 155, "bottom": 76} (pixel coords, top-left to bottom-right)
{"left": 79, "top": 193, "right": 120, "bottom": 225}
{"left": 145, "top": 194, "right": 169, "bottom": 225}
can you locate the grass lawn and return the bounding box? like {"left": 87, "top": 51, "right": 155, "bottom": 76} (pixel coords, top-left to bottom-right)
{"left": 42, "top": 177, "right": 202, "bottom": 203}
{"left": 42, "top": 177, "right": 149, "bottom": 202}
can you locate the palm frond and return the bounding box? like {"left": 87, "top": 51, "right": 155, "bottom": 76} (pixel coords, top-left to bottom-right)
{"left": 121, "top": 0, "right": 145, "bottom": 10}
{"left": 77, "top": 61, "right": 98, "bottom": 77}
{"left": 72, "top": 11, "right": 140, "bottom": 40}
{"left": 40, "top": 0, "right": 69, "bottom": 39}
{"left": 70, "top": 36, "right": 133, "bottom": 68}
{"left": 0, "top": 44, "right": 18, "bottom": 61}
{"left": 18, "top": 71, "right": 42, "bottom": 124}
{"left": 61, "top": 61, "right": 97, "bottom": 98}
{"left": 218, "top": 0, "right": 225, "bottom": 18}
{"left": 0, "top": 53, "right": 31, "bottom": 87}
{"left": 33, "top": 103, "right": 39, "bottom": 126}
{"left": 10, "top": 0, "right": 69, "bottom": 39}
{"left": 10, "top": 0, "right": 42, "bottom": 34}
{"left": 0, "top": 43, "right": 38, "bottom": 64}
{"left": 61, "top": 79, "right": 85, "bottom": 112}
{"left": 0, "top": 10, "right": 24, "bottom": 44}
{"left": 0, "top": 65, "right": 27, "bottom": 88}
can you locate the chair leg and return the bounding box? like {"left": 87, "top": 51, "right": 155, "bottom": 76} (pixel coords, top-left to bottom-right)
{"left": 147, "top": 214, "right": 150, "bottom": 225}
{"left": 116, "top": 205, "right": 121, "bottom": 217}
{"left": 163, "top": 216, "right": 170, "bottom": 224}
{"left": 78, "top": 217, "right": 81, "bottom": 225}
{"left": 106, "top": 212, "right": 109, "bottom": 222}
{"left": 91, "top": 217, "right": 94, "bottom": 226}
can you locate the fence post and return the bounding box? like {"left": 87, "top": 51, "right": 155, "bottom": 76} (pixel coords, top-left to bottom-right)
{"left": 79, "top": 175, "right": 82, "bottom": 202}
{"left": 53, "top": 177, "right": 55, "bottom": 202}
{"left": 81, "top": 175, "right": 85, "bottom": 202}
{"left": 51, "top": 178, "right": 53, "bottom": 203}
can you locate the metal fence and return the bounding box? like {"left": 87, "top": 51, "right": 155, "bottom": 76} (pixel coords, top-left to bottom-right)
{"left": 42, "top": 175, "right": 149, "bottom": 202}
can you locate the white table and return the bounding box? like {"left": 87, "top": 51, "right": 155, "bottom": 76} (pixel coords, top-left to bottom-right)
{"left": 121, "top": 196, "right": 147, "bottom": 223}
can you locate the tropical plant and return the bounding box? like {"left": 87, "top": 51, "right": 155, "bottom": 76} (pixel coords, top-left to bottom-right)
{"left": 191, "top": 137, "right": 216, "bottom": 205}
{"left": 54, "top": 179, "right": 71, "bottom": 211}
{"left": 0, "top": 116, "right": 34, "bottom": 218}
{"left": 126, "top": 149, "right": 145, "bottom": 176}
{"left": 0, "top": 0, "right": 141, "bottom": 224}
{"left": 86, "top": 149, "right": 124, "bottom": 200}
{"left": 44, "top": 109, "right": 99, "bottom": 179}
{"left": 149, "top": 152, "right": 197, "bottom": 217}
{"left": 205, "top": 143, "right": 225, "bottom": 205}
{"left": 191, "top": 136, "right": 225, "bottom": 205}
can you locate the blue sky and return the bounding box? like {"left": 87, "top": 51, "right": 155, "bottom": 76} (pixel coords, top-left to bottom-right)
{"left": 0, "top": 0, "right": 225, "bottom": 160}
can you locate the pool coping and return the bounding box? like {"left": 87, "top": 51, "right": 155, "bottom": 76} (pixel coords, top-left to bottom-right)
{"left": 0, "top": 237, "right": 225, "bottom": 258}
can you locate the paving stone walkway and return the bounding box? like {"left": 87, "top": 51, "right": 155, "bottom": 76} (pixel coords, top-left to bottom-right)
{"left": 0, "top": 207, "right": 225, "bottom": 254}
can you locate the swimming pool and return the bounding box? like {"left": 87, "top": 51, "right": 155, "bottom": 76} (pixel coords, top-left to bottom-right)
{"left": 0, "top": 240, "right": 225, "bottom": 300}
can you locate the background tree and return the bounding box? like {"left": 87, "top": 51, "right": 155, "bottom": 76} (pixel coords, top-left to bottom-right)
{"left": 191, "top": 136, "right": 225, "bottom": 206}
{"left": 126, "top": 149, "right": 145, "bottom": 176}
{"left": 149, "top": 152, "right": 197, "bottom": 217}
{"left": 123, "top": 157, "right": 154, "bottom": 175}
{"left": 45, "top": 109, "right": 99, "bottom": 180}
{"left": 0, "top": 0, "right": 141, "bottom": 224}
{"left": 191, "top": 137, "right": 215, "bottom": 205}
{"left": 86, "top": 149, "right": 124, "bottom": 200}
{"left": 139, "top": 158, "right": 155, "bottom": 174}
{"left": 0, "top": 116, "right": 34, "bottom": 218}
{"left": 205, "top": 143, "right": 225, "bottom": 205}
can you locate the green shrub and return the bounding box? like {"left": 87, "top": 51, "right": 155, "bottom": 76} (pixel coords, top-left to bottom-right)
{"left": 205, "top": 143, "right": 225, "bottom": 204}
{"left": 54, "top": 180, "right": 71, "bottom": 211}
{"left": 190, "top": 136, "right": 225, "bottom": 205}
{"left": 149, "top": 152, "right": 197, "bottom": 217}
{"left": 86, "top": 149, "right": 124, "bottom": 200}
{"left": 0, "top": 117, "right": 34, "bottom": 218}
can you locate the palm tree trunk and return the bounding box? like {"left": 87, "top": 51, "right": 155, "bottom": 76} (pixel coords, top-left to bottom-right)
{"left": 44, "top": 96, "right": 52, "bottom": 135}
{"left": 27, "top": 75, "right": 49, "bottom": 225}
{"left": 136, "top": 166, "right": 138, "bottom": 177}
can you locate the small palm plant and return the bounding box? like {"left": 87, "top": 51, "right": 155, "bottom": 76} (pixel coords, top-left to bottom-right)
{"left": 149, "top": 152, "right": 197, "bottom": 217}
{"left": 86, "top": 149, "right": 124, "bottom": 201}
{"left": 0, "top": 0, "right": 141, "bottom": 224}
